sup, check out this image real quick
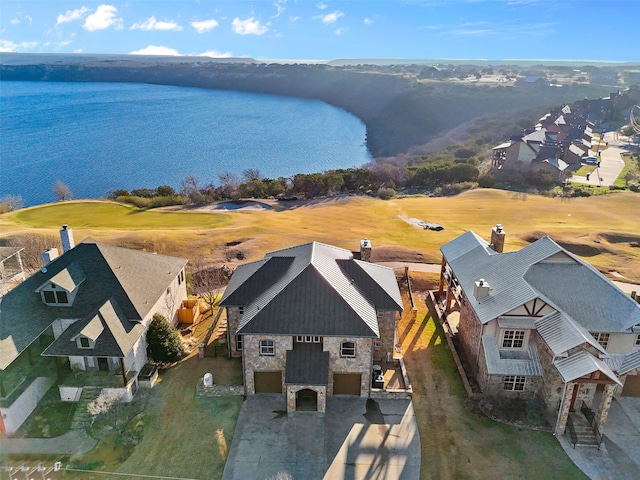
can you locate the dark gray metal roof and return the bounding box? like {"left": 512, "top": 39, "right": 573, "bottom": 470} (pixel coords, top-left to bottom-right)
{"left": 482, "top": 336, "right": 543, "bottom": 376}
{"left": 43, "top": 299, "right": 145, "bottom": 358}
{"left": 0, "top": 239, "right": 187, "bottom": 370}
{"left": 285, "top": 343, "right": 330, "bottom": 385}
{"left": 221, "top": 242, "right": 402, "bottom": 337}
{"left": 554, "top": 351, "right": 622, "bottom": 385}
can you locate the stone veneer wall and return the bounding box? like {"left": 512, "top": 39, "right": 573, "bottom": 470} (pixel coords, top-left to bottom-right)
{"left": 286, "top": 385, "right": 327, "bottom": 414}
{"left": 456, "top": 292, "right": 484, "bottom": 375}
{"left": 483, "top": 373, "right": 543, "bottom": 399}
{"left": 226, "top": 307, "right": 242, "bottom": 358}
{"left": 375, "top": 310, "right": 398, "bottom": 363}
{"left": 243, "top": 334, "right": 292, "bottom": 395}
{"left": 324, "top": 337, "right": 372, "bottom": 397}
{"left": 533, "top": 332, "right": 567, "bottom": 416}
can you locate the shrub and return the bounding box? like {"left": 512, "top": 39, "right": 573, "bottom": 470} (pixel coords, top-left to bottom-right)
{"left": 147, "top": 314, "right": 185, "bottom": 363}
{"left": 377, "top": 187, "right": 396, "bottom": 200}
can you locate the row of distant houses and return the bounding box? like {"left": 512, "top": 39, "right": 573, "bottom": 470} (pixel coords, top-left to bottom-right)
{"left": 1, "top": 224, "right": 639, "bottom": 451}
{"left": 491, "top": 86, "right": 640, "bottom": 180}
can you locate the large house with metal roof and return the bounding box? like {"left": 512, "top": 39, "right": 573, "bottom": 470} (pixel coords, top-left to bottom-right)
{"left": 0, "top": 226, "right": 187, "bottom": 436}
{"left": 220, "top": 241, "right": 403, "bottom": 414}
{"left": 437, "top": 225, "right": 640, "bottom": 442}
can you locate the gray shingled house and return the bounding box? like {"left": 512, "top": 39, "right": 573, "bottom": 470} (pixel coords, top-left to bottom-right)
{"left": 438, "top": 225, "right": 640, "bottom": 444}
{"left": 220, "top": 241, "right": 403, "bottom": 414}
{"left": 0, "top": 226, "right": 187, "bottom": 436}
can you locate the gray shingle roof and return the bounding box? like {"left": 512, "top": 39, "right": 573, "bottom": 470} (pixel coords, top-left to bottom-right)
{"left": 42, "top": 299, "right": 145, "bottom": 358}
{"left": 285, "top": 343, "right": 330, "bottom": 385}
{"left": 482, "top": 336, "right": 543, "bottom": 376}
{"left": 38, "top": 262, "right": 86, "bottom": 293}
{"left": 554, "top": 351, "right": 622, "bottom": 385}
{"left": 0, "top": 239, "right": 187, "bottom": 370}
{"left": 220, "top": 242, "right": 402, "bottom": 337}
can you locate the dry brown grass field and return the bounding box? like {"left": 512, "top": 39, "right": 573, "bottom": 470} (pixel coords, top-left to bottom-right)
{"left": 3, "top": 189, "right": 639, "bottom": 283}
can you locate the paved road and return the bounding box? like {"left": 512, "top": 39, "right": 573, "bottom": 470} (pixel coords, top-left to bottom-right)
{"left": 223, "top": 395, "right": 421, "bottom": 480}
{"left": 571, "top": 131, "right": 627, "bottom": 187}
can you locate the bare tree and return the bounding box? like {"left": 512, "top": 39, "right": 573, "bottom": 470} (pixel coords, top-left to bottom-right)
{"left": 242, "top": 168, "right": 263, "bottom": 182}
{"left": 217, "top": 172, "right": 240, "bottom": 200}
{"left": 180, "top": 174, "right": 204, "bottom": 204}
{"left": 0, "top": 195, "right": 24, "bottom": 212}
{"left": 7, "top": 233, "right": 61, "bottom": 273}
{"left": 53, "top": 180, "right": 73, "bottom": 201}
{"left": 190, "top": 266, "right": 232, "bottom": 314}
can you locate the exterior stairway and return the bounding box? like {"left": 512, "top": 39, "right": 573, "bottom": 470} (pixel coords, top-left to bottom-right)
{"left": 566, "top": 412, "right": 600, "bottom": 448}
{"left": 69, "top": 387, "right": 101, "bottom": 431}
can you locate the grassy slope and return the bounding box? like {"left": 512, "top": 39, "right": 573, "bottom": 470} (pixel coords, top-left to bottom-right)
{"left": 399, "top": 287, "right": 587, "bottom": 480}
{"left": 4, "top": 190, "right": 640, "bottom": 282}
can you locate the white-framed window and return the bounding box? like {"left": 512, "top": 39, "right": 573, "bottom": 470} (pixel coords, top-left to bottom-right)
{"left": 377, "top": 310, "right": 384, "bottom": 318}
{"left": 177, "top": 270, "right": 185, "bottom": 285}
{"left": 503, "top": 375, "right": 526, "bottom": 391}
{"left": 501, "top": 330, "right": 525, "bottom": 349}
{"left": 635, "top": 334, "right": 640, "bottom": 346}
{"left": 42, "top": 289, "right": 69, "bottom": 305}
{"left": 296, "top": 336, "right": 321, "bottom": 343}
{"left": 236, "top": 334, "right": 243, "bottom": 351}
{"left": 78, "top": 337, "right": 91, "bottom": 349}
{"left": 374, "top": 338, "right": 382, "bottom": 349}
{"left": 341, "top": 341, "right": 356, "bottom": 358}
{"left": 238, "top": 306, "right": 244, "bottom": 315}
{"left": 259, "top": 339, "right": 275, "bottom": 356}
{"left": 591, "top": 332, "right": 610, "bottom": 349}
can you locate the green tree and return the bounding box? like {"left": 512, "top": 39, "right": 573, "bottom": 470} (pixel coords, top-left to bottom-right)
{"left": 147, "top": 314, "right": 185, "bottom": 363}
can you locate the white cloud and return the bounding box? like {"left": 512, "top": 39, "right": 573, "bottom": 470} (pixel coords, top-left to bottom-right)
{"left": 130, "top": 45, "right": 180, "bottom": 56}
{"left": 335, "top": 28, "right": 347, "bottom": 35}
{"left": 10, "top": 18, "right": 20, "bottom": 25}
{"left": 131, "top": 16, "right": 183, "bottom": 32}
{"left": 200, "top": 49, "right": 233, "bottom": 58}
{"left": 289, "top": 16, "right": 301, "bottom": 22}
{"left": 57, "top": 7, "right": 89, "bottom": 25}
{"left": 231, "top": 17, "right": 269, "bottom": 35}
{"left": 318, "top": 11, "right": 344, "bottom": 25}
{"left": 58, "top": 40, "right": 73, "bottom": 47}
{"left": 317, "top": 2, "right": 328, "bottom": 10}
{"left": 0, "top": 39, "right": 38, "bottom": 52}
{"left": 25, "top": 15, "right": 33, "bottom": 26}
{"left": 272, "top": 0, "right": 287, "bottom": 18}
{"left": 83, "top": 5, "right": 123, "bottom": 31}
{"left": 190, "top": 19, "right": 219, "bottom": 34}
{"left": 363, "top": 18, "right": 373, "bottom": 25}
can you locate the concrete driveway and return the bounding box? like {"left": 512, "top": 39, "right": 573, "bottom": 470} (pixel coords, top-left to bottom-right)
{"left": 571, "top": 132, "right": 626, "bottom": 187}
{"left": 222, "top": 395, "right": 421, "bottom": 480}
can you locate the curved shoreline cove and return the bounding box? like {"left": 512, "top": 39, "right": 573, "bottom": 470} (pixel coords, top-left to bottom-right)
{"left": 0, "top": 81, "right": 372, "bottom": 207}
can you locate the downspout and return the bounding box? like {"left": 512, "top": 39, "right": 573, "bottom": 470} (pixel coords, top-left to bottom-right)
{"left": 554, "top": 381, "right": 568, "bottom": 436}
{"left": 120, "top": 358, "right": 127, "bottom": 387}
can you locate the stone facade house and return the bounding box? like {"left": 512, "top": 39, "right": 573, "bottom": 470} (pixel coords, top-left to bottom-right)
{"left": 220, "top": 241, "right": 403, "bottom": 415}
{"left": 437, "top": 225, "right": 640, "bottom": 441}
{"left": 0, "top": 226, "right": 187, "bottom": 436}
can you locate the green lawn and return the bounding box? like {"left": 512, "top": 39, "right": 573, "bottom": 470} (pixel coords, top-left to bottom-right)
{"left": 614, "top": 152, "right": 640, "bottom": 188}
{"left": 11, "top": 201, "right": 233, "bottom": 230}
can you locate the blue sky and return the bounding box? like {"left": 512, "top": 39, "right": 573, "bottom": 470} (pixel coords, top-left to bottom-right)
{"left": 1, "top": 1, "right": 638, "bottom": 61}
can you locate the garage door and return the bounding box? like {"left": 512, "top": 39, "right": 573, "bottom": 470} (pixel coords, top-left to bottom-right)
{"left": 333, "top": 373, "right": 362, "bottom": 395}
{"left": 622, "top": 374, "right": 640, "bottom": 397}
{"left": 254, "top": 371, "right": 283, "bottom": 393}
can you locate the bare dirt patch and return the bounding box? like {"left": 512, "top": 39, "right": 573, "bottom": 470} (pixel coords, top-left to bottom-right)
{"left": 520, "top": 231, "right": 612, "bottom": 257}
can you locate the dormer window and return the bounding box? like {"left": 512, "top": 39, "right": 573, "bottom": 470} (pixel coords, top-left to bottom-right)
{"left": 78, "top": 337, "right": 91, "bottom": 349}
{"left": 36, "top": 263, "right": 85, "bottom": 307}
{"left": 42, "top": 287, "right": 70, "bottom": 305}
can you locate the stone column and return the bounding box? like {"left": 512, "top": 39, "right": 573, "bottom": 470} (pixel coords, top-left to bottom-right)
{"left": 595, "top": 383, "right": 616, "bottom": 433}
{"left": 438, "top": 257, "right": 446, "bottom": 294}
{"left": 555, "top": 382, "right": 575, "bottom": 436}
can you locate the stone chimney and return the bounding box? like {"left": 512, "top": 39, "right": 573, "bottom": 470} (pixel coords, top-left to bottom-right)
{"left": 360, "top": 238, "right": 372, "bottom": 262}
{"left": 60, "top": 225, "right": 75, "bottom": 253}
{"left": 41, "top": 248, "right": 59, "bottom": 267}
{"left": 473, "top": 279, "right": 491, "bottom": 300}
{"left": 490, "top": 224, "right": 506, "bottom": 253}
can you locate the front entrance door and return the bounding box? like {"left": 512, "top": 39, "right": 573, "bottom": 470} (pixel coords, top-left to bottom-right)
{"left": 97, "top": 357, "right": 110, "bottom": 371}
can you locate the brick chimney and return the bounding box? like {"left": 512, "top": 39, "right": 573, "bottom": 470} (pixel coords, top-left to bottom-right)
{"left": 41, "top": 248, "right": 59, "bottom": 267}
{"left": 490, "top": 224, "right": 506, "bottom": 253}
{"left": 360, "top": 238, "right": 372, "bottom": 262}
{"left": 60, "top": 225, "right": 75, "bottom": 253}
{"left": 473, "top": 279, "right": 491, "bottom": 300}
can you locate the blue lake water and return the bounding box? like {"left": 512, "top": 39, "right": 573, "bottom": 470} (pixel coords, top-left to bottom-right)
{"left": 0, "top": 81, "right": 371, "bottom": 206}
